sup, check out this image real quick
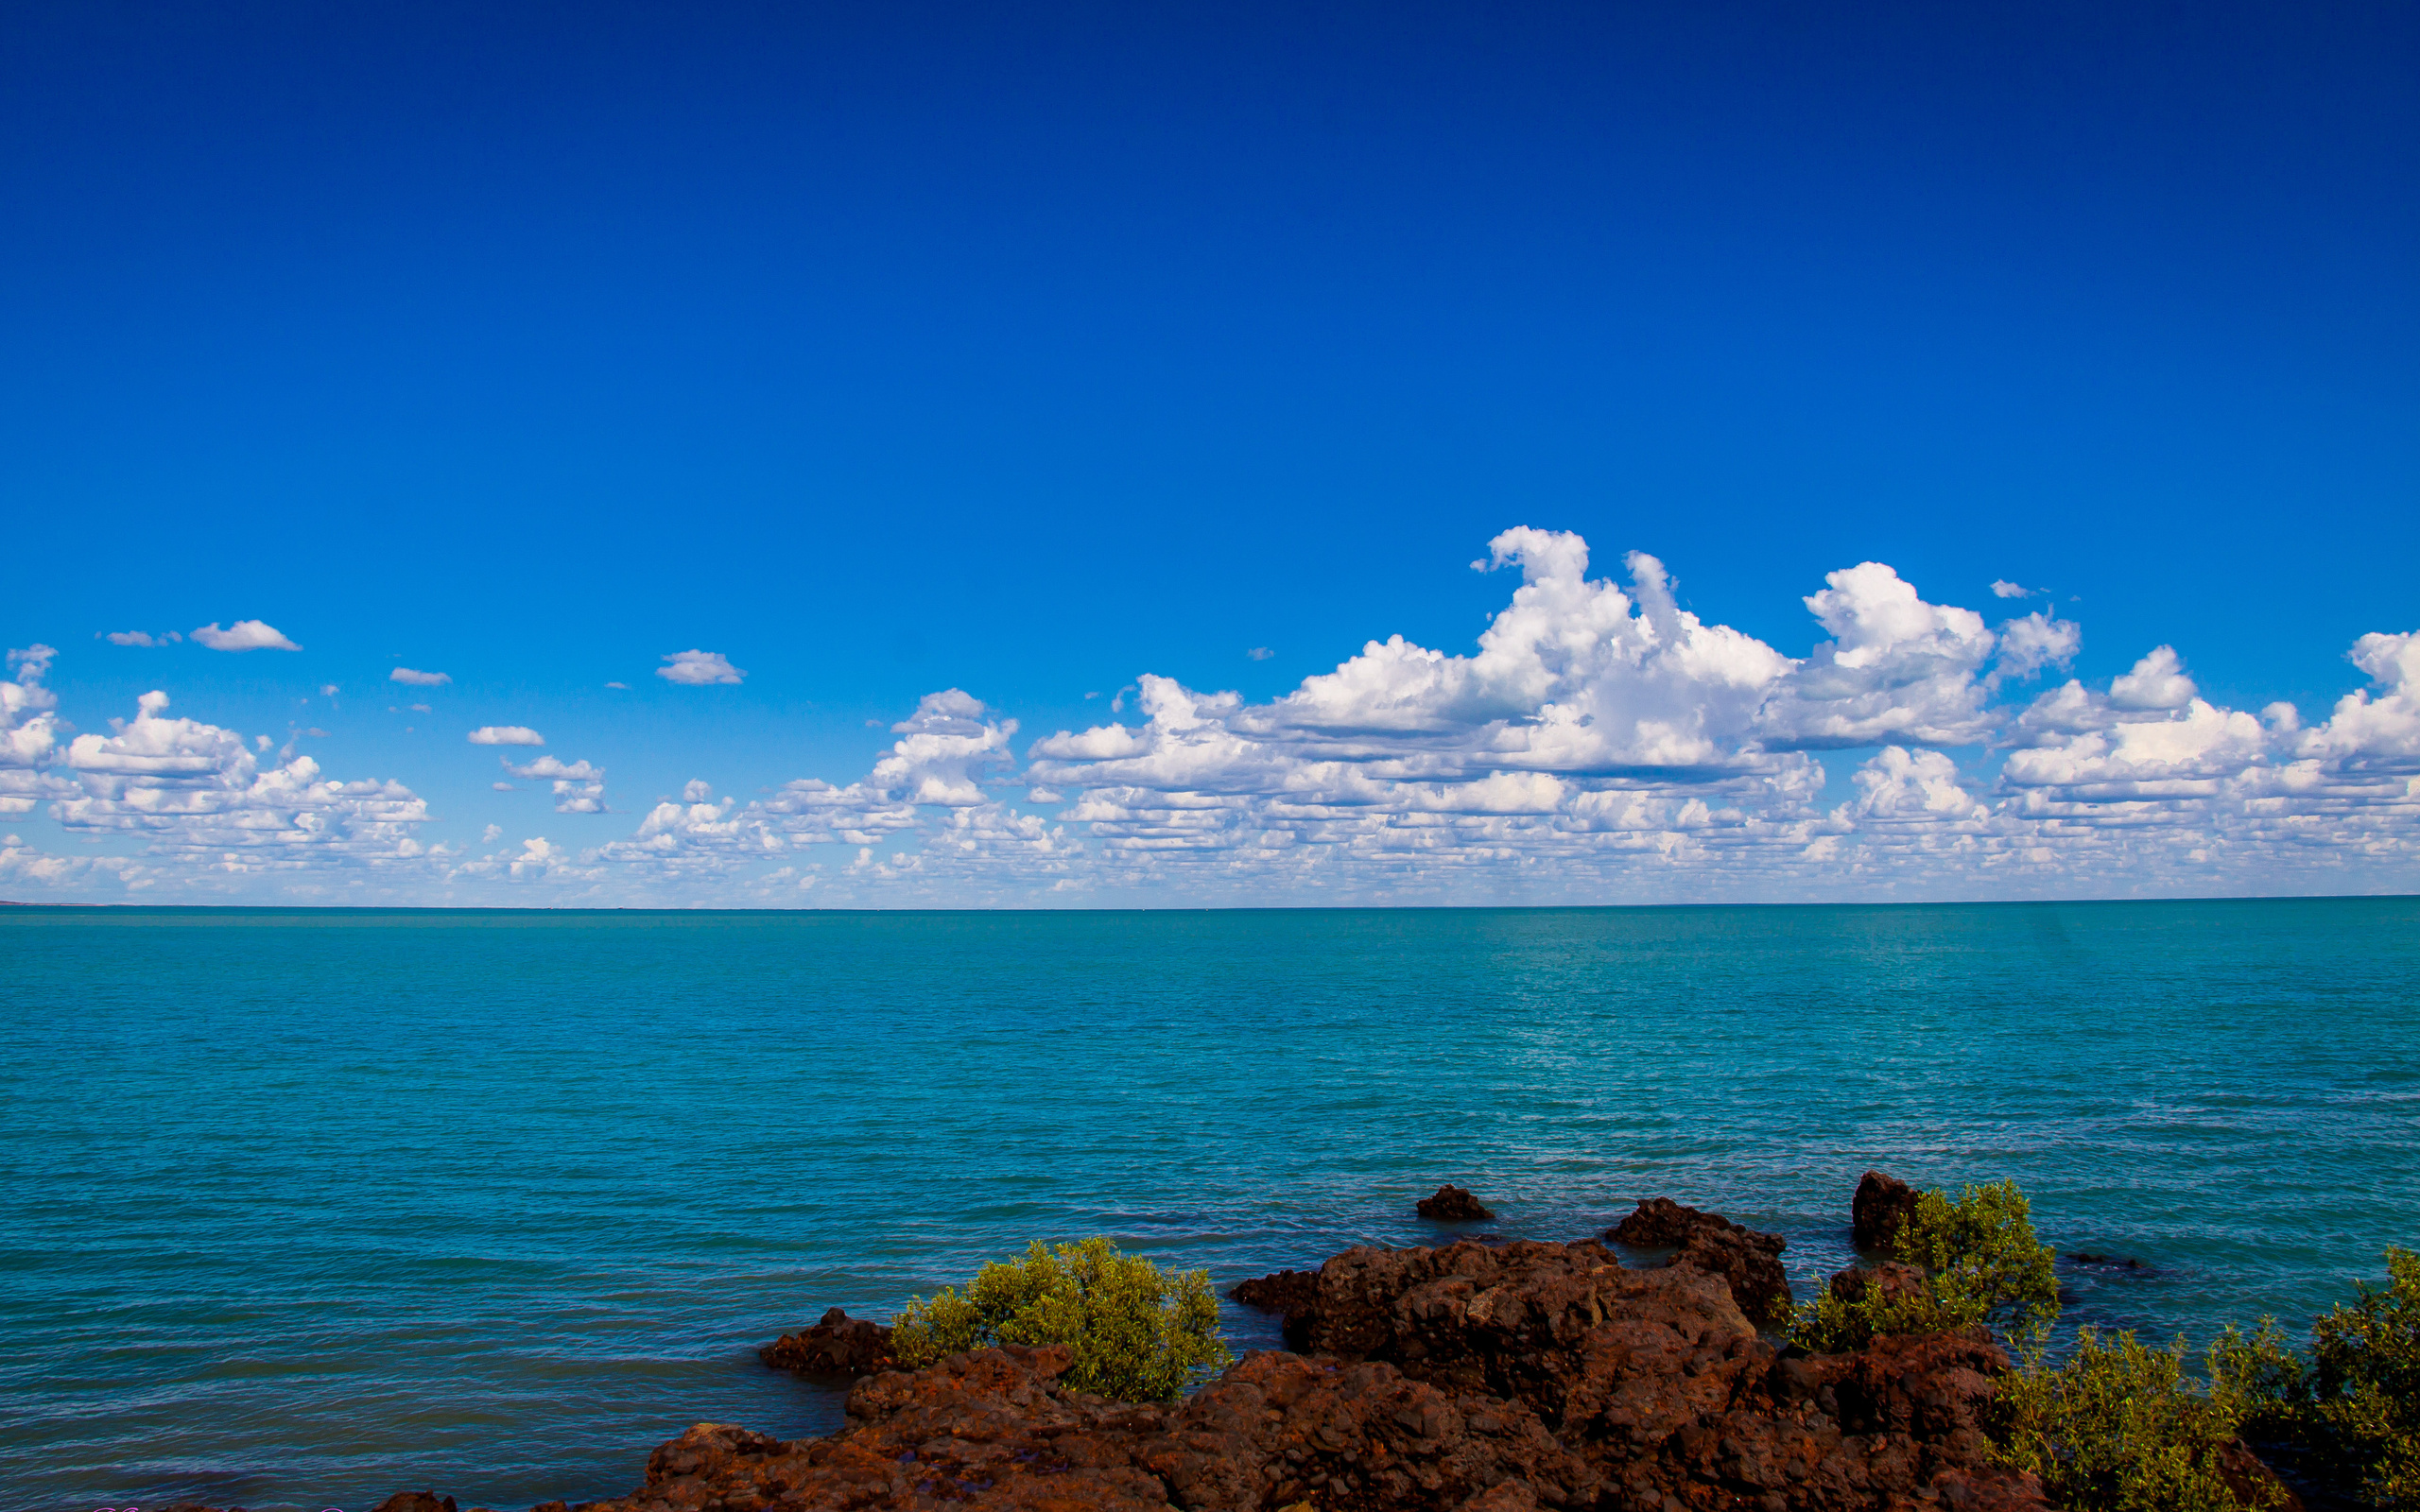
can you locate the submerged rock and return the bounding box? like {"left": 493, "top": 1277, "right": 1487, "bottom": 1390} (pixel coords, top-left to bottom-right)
{"left": 1418, "top": 1184, "right": 1496, "bottom": 1221}
{"left": 1852, "top": 1170, "right": 1921, "bottom": 1254}
{"left": 760, "top": 1306, "right": 897, "bottom": 1379}
{"left": 1606, "top": 1195, "right": 1795, "bottom": 1327}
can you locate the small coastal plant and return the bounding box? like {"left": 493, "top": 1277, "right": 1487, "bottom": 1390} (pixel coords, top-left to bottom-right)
{"left": 1792, "top": 1178, "right": 2059, "bottom": 1352}
{"left": 1984, "top": 1247, "right": 2419, "bottom": 1511}
{"left": 2306, "top": 1245, "right": 2420, "bottom": 1509}
{"left": 1995, "top": 1327, "right": 2286, "bottom": 1512}
{"left": 890, "top": 1237, "right": 1230, "bottom": 1402}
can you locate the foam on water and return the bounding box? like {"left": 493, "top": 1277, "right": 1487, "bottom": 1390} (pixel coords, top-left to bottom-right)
{"left": 2, "top": 901, "right": 2415, "bottom": 1511}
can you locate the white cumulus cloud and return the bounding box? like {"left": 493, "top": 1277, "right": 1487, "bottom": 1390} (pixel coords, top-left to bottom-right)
{"left": 192, "top": 620, "right": 301, "bottom": 652}
{"left": 657, "top": 650, "right": 744, "bottom": 686}
{"left": 390, "top": 667, "right": 451, "bottom": 687}
{"left": 467, "top": 726, "right": 545, "bottom": 747}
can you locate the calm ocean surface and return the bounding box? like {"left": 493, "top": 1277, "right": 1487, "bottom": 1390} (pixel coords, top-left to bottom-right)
{"left": 3, "top": 901, "right": 2416, "bottom": 1512}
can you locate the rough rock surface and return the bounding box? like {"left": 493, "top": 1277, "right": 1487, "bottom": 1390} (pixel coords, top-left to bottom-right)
{"left": 1229, "top": 1268, "right": 1322, "bottom": 1349}
{"left": 544, "top": 1240, "right": 2064, "bottom": 1511}
{"left": 762, "top": 1307, "right": 898, "bottom": 1379}
{"left": 1851, "top": 1173, "right": 1921, "bottom": 1255}
{"left": 1826, "top": 1263, "right": 1927, "bottom": 1309}
{"left": 1605, "top": 1198, "right": 1795, "bottom": 1328}
{"left": 174, "top": 1224, "right": 2303, "bottom": 1512}
{"left": 1419, "top": 1185, "right": 1497, "bottom": 1221}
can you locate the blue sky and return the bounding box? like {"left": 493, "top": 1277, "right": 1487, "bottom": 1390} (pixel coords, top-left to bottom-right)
{"left": 3, "top": 2, "right": 2415, "bottom": 904}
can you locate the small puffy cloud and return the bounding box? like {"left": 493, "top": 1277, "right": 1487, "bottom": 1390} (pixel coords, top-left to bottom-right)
{"left": 1247, "top": 646, "right": 1274, "bottom": 661}
{"left": 2110, "top": 646, "right": 2196, "bottom": 711}
{"left": 320, "top": 684, "right": 339, "bottom": 696}
{"left": 192, "top": 620, "right": 301, "bottom": 652}
{"left": 467, "top": 726, "right": 545, "bottom": 746}
{"left": 493, "top": 782, "right": 514, "bottom": 791}
{"left": 103, "top": 630, "right": 179, "bottom": 646}
{"left": 481, "top": 823, "right": 503, "bottom": 843}
{"left": 683, "top": 779, "right": 713, "bottom": 801}
{"left": 658, "top": 649, "right": 744, "bottom": 686}
{"left": 1989, "top": 611, "right": 2083, "bottom": 687}
{"left": 503, "top": 756, "right": 603, "bottom": 781}
{"left": 551, "top": 782, "right": 606, "bottom": 814}
{"left": 390, "top": 667, "right": 451, "bottom": 687}
{"left": 1990, "top": 580, "right": 2035, "bottom": 599}
{"left": 605, "top": 681, "right": 629, "bottom": 690}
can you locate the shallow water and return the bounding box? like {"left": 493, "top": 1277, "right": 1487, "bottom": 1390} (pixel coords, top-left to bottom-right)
{"left": 2, "top": 901, "right": 2415, "bottom": 1512}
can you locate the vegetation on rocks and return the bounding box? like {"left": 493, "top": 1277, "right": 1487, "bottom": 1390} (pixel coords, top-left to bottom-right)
{"left": 890, "top": 1237, "right": 1230, "bottom": 1402}
{"left": 1792, "top": 1178, "right": 2059, "bottom": 1352}
{"left": 1995, "top": 1327, "right": 2287, "bottom": 1512}
{"left": 1800, "top": 1173, "right": 2417, "bottom": 1512}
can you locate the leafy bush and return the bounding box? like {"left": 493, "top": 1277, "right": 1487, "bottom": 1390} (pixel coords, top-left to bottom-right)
{"left": 2308, "top": 1245, "right": 2420, "bottom": 1510}
{"left": 890, "top": 1237, "right": 1231, "bottom": 1402}
{"left": 1995, "top": 1327, "right": 2285, "bottom": 1512}
{"left": 1791, "top": 1179, "right": 2059, "bottom": 1352}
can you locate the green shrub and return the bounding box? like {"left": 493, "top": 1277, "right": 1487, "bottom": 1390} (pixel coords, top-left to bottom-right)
{"left": 890, "top": 1237, "right": 1231, "bottom": 1402}
{"left": 1995, "top": 1327, "right": 2284, "bottom": 1512}
{"left": 1791, "top": 1178, "right": 2059, "bottom": 1352}
{"left": 2308, "top": 1246, "right": 2420, "bottom": 1510}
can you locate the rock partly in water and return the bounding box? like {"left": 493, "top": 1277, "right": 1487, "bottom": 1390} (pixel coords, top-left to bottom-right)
{"left": 1228, "top": 1267, "right": 1322, "bottom": 1349}
{"left": 1827, "top": 1260, "right": 1928, "bottom": 1308}
{"left": 759, "top": 1306, "right": 897, "bottom": 1379}
{"left": 1605, "top": 1196, "right": 1796, "bottom": 1328}
{"left": 1852, "top": 1170, "right": 1921, "bottom": 1254}
{"left": 547, "top": 1235, "right": 2063, "bottom": 1512}
{"left": 1418, "top": 1184, "right": 1496, "bottom": 1221}
{"left": 169, "top": 1221, "right": 2318, "bottom": 1512}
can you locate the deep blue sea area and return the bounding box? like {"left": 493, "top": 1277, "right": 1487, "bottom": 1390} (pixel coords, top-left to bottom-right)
{"left": 3, "top": 902, "right": 2417, "bottom": 1512}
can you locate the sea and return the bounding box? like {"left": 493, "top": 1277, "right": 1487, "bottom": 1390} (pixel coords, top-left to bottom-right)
{"left": 3, "top": 901, "right": 2415, "bottom": 1512}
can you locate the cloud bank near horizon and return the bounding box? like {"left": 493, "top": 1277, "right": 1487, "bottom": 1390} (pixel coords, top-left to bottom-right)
{"left": 6, "top": 529, "right": 2418, "bottom": 904}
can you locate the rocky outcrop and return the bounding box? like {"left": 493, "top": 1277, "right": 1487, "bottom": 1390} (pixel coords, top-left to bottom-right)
{"left": 161, "top": 1224, "right": 2324, "bottom": 1512}
{"left": 760, "top": 1306, "right": 897, "bottom": 1379}
{"left": 1826, "top": 1261, "right": 1927, "bottom": 1308}
{"left": 1605, "top": 1197, "right": 1795, "bottom": 1328}
{"left": 1419, "top": 1184, "right": 1496, "bottom": 1221}
{"left": 1852, "top": 1171, "right": 1921, "bottom": 1254}
{"left": 545, "top": 1237, "right": 2056, "bottom": 1511}
{"left": 1606, "top": 1196, "right": 1721, "bottom": 1249}
{"left": 1229, "top": 1268, "right": 1322, "bottom": 1349}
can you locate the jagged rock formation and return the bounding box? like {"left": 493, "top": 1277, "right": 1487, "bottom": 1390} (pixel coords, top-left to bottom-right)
{"left": 1419, "top": 1185, "right": 1497, "bottom": 1221}
{"left": 1604, "top": 1198, "right": 1795, "bottom": 1328}
{"left": 161, "top": 1188, "right": 2300, "bottom": 1512}
{"left": 527, "top": 1235, "right": 2055, "bottom": 1511}
{"left": 762, "top": 1307, "right": 898, "bottom": 1380}
{"left": 1229, "top": 1267, "right": 1322, "bottom": 1349}
{"left": 1851, "top": 1173, "right": 1920, "bottom": 1255}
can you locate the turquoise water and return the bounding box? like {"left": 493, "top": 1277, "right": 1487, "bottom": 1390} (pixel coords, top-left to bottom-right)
{"left": 3, "top": 901, "right": 2416, "bottom": 1512}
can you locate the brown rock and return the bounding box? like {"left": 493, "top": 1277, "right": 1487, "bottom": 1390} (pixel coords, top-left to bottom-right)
{"left": 1417, "top": 1184, "right": 1496, "bottom": 1221}
{"left": 1229, "top": 1267, "right": 1322, "bottom": 1349}
{"left": 1853, "top": 1169, "right": 1922, "bottom": 1254}
{"left": 1605, "top": 1196, "right": 1796, "bottom": 1327}
{"left": 372, "top": 1497, "right": 457, "bottom": 1512}
{"left": 1607, "top": 1194, "right": 1721, "bottom": 1248}
{"left": 1827, "top": 1260, "right": 1928, "bottom": 1308}
{"left": 759, "top": 1305, "right": 897, "bottom": 1378}
{"left": 405, "top": 1231, "right": 2115, "bottom": 1512}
